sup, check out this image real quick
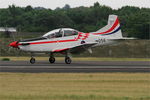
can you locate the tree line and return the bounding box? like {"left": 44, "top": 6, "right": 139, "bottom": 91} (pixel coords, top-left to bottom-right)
{"left": 0, "top": 2, "right": 149, "bottom": 39}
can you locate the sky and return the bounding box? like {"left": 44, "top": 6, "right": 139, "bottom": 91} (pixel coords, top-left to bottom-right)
{"left": 0, "top": 0, "right": 150, "bottom": 9}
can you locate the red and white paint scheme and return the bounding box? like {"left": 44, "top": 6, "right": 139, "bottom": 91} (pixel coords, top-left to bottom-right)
{"left": 9, "top": 15, "right": 124, "bottom": 64}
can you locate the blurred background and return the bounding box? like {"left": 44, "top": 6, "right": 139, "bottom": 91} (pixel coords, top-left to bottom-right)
{"left": 0, "top": 2, "right": 149, "bottom": 58}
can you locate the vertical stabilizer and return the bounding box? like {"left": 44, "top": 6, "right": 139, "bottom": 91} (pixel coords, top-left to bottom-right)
{"left": 93, "top": 15, "right": 123, "bottom": 39}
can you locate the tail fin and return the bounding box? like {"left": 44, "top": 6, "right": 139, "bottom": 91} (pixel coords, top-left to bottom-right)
{"left": 93, "top": 15, "right": 123, "bottom": 39}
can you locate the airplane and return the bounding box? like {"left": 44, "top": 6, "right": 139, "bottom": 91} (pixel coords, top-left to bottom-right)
{"left": 9, "top": 15, "right": 124, "bottom": 64}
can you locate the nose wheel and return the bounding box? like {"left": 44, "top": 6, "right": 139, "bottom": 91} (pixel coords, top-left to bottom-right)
{"left": 30, "top": 57, "right": 35, "bottom": 64}
{"left": 65, "top": 57, "right": 72, "bottom": 64}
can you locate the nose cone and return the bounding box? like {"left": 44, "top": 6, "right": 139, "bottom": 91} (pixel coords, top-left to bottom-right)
{"left": 9, "top": 41, "right": 19, "bottom": 48}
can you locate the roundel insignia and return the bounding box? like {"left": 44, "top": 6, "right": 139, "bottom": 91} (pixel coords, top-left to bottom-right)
{"left": 81, "top": 41, "right": 85, "bottom": 44}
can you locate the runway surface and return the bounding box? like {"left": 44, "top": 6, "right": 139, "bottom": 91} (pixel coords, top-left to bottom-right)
{"left": 0, "top": 61, "right": 150, "bottom": 73}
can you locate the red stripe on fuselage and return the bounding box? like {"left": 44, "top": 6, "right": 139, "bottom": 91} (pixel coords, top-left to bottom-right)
{"left": 93, "top": 17, "right": 119, "bottom": 35}
{"left": 18, "top": 38, "right": 77, "bottom": 46}
{"left": 29, "top": 39, "right": 77, "bottom": 45}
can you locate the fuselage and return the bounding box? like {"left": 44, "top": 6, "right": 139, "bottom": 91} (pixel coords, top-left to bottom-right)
{"left": 15, "top": 28, "right": 115, "bottom": 53}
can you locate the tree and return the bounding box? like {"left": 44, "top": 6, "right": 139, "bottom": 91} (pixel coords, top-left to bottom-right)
{"left": 63, "top": 4, "right": 71, "bottom": 10}
{"left": 0, "top": 4, "right": 149, "bottom": 39}
{"left": 94, "top": 2, "right": 100, "bottom": 8}
{"left": 25, "top": 5, "right": 33, "bottom": 12}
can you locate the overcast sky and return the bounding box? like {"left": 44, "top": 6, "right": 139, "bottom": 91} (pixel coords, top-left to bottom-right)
{"left": 0, "top": 0, "right": 150, "bottom": 9}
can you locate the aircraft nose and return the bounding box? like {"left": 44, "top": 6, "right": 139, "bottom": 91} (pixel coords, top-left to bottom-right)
{"left": 9, "top": 41, "right": 19, "bottom": 48}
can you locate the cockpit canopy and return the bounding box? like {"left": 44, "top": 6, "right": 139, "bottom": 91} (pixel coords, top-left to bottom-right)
{"left": 43, "top": 28, "right": 78, "bottom": 39}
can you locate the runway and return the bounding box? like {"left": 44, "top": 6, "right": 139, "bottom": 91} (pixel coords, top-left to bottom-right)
{"left": 0, "top": 61, "right": 150, "bottom": 73}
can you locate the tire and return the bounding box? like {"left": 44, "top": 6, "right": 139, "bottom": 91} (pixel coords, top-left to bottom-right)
{"left": 30, "top": 58, "right": 35, "bottom": 64}
{"left": 65, "top": 57, "right": 72, "bottom": 64}
{"left": 49, "top": 57, "right": 55, "bottom": 63}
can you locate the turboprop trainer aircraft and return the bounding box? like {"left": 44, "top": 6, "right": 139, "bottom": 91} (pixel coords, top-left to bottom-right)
{"left": 9, "top": 15, "right": 124, "bottom": 64}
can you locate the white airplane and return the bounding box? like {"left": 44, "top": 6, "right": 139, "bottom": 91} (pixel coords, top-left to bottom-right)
{"left": 9, "top": 15, "right": 124, "bottom": 64}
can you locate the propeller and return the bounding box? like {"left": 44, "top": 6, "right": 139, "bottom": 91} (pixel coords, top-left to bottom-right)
{"left": 8, "top": 31, "right": 31, "bottom": 56}
{"left": 9, "top": 41, "right": 19, "bottom": 48}
{"left": 8, "top": 31, "right": 22, "bottom": 56}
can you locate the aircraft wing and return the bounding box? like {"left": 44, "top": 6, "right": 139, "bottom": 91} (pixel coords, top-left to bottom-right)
{"left": 53, "top": 42, "right": 96, "bottom": 54}
{"left": 69, "top": 43, "right": 96, "bottom": 54}
{"left": 109, "top": 37, "right": 136, "bottom": 42}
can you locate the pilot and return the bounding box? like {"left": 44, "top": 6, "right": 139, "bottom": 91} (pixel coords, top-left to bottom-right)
{"left": 55, "top": 30, "right": 62, "bottom": 37}
{"left": 73, "top": 31, "right": 78, "bottom": 35}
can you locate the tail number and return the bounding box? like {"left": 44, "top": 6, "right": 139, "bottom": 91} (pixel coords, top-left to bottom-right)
{"left": 95, "top": 39, "right": 106, "bottom": 43}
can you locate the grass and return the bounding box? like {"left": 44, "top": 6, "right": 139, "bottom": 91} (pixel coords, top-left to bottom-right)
{"left": 1, "top": 58, "right": 10, "bottom": 61}
{"left": 0, "top": 56, "right": 150, "bottom": 61}
{"left": 0, "top": 73, "right": 150, "bottom": 100}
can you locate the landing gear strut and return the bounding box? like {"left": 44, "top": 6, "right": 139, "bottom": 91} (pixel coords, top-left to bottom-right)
{"left": 49, "top": 53, "right": 55, "bottom": 63}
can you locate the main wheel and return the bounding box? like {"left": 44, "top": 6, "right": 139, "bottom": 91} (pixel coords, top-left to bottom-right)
{"left": 49, "top": 57, "right": 55, "bottom": 63}
{"left": 65, "top": 57, "right": 72, "bottom": 64}
{"left": 30, "top": 57, "right": 35, "bottom": 64}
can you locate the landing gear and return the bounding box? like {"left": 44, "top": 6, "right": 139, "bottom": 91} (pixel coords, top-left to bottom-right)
{"left": 30, "top": 57, "right": 35, "bottom": 64}
{"left": 30, "top": 53, "right": 35, "bottom": 64}
{"left": 29, "top": 52, "right": 72, "bottom": 64}
{"left": 65, "top": 57, "right": 72, "bottom": 64}
{"left": 49, "top": 53, "right": 55, "bottom": 63}
{"left": 49, "top": 57, "right": 55, "bottom": 63}
{"left": 65, "top": 52, "right": 72, "bottom": 64}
